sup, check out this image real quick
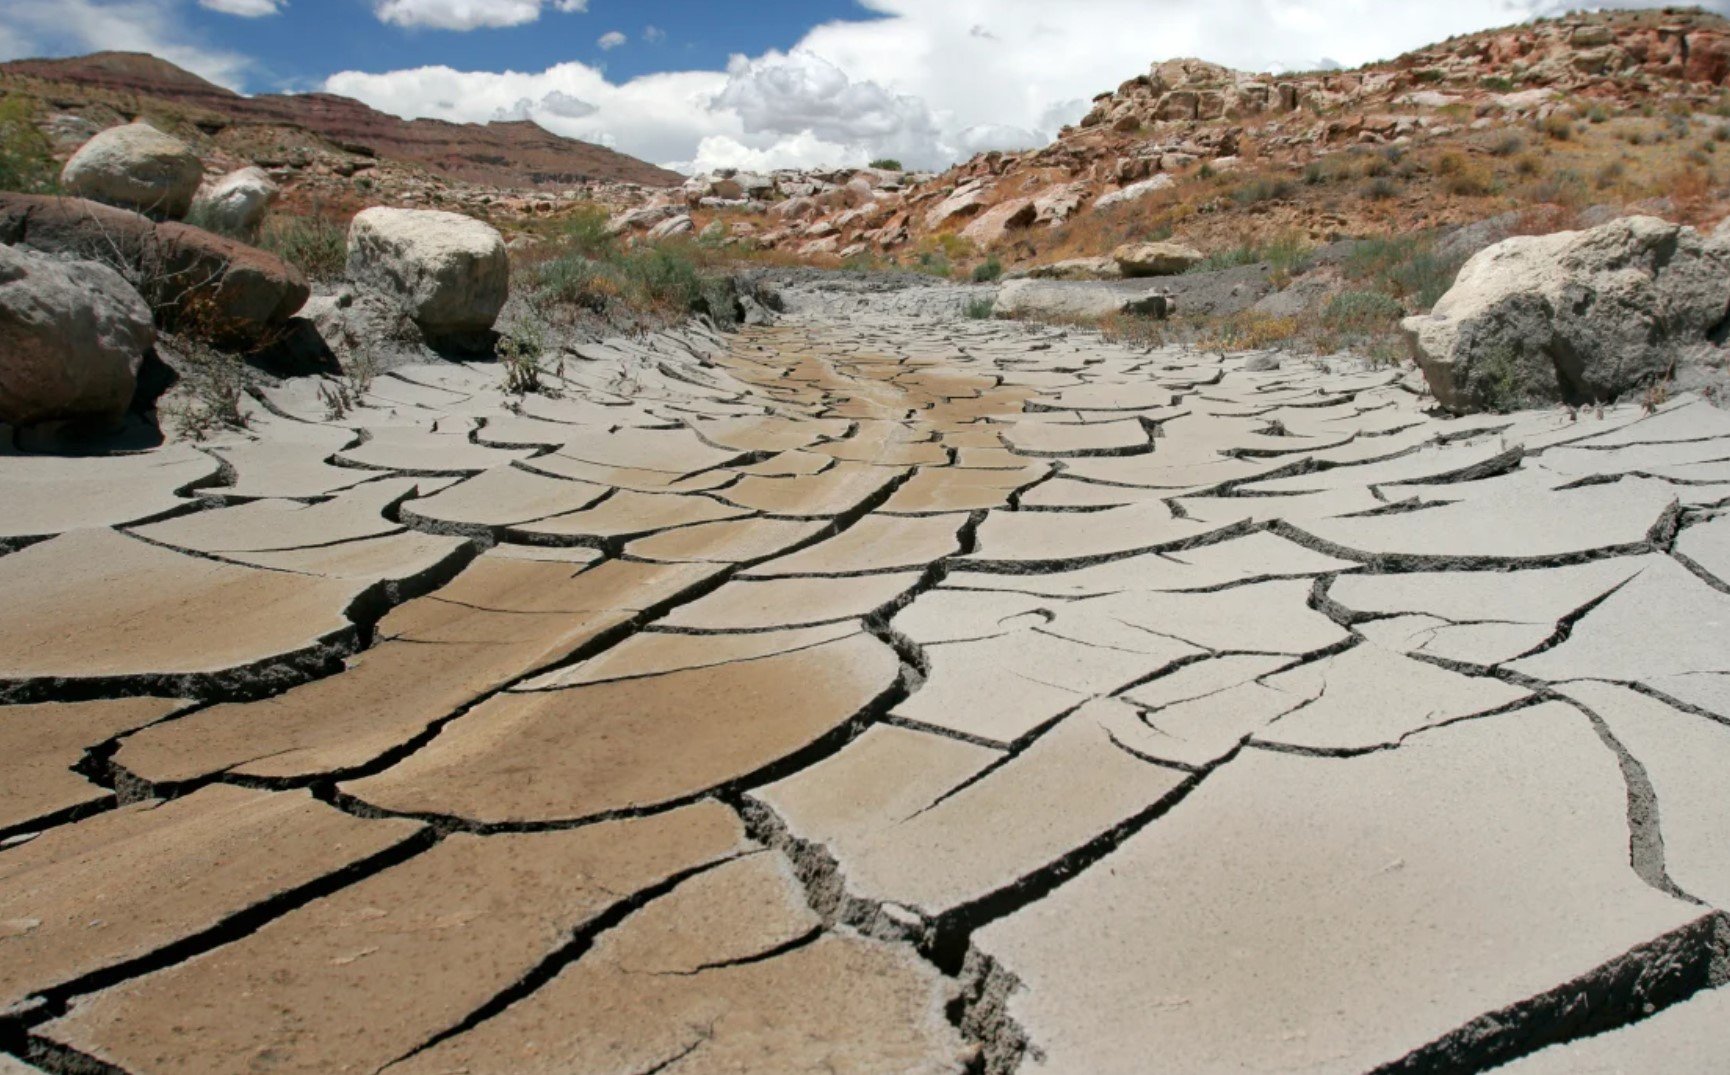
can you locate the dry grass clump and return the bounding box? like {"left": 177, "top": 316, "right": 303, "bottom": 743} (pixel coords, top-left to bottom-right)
{"left": 1193, "top": 311, "right": 1303, "bottom": 351}
{"left": 1436, "top": 152, "right": 1498, "bottom": 197}
{"left": 0, "top": 94, "right": 56, "bottom": 194}
{"left": 256, "top": 210, "right": 349, "bottom": 282}
{"left": 516, "top": 205, "right": 741, "bottom": 327}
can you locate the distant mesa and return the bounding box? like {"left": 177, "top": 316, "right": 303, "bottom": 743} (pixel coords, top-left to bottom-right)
{"left": 0, "top": 51, "right": 683, "bottom": 190}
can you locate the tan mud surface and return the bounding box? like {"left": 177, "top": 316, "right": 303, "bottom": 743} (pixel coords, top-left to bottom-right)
{"left": 2, "top": 308, "right": 1729, "bottom": 1073}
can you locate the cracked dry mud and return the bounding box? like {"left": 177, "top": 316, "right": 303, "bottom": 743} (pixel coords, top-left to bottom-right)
{"left": 3, "top": 294, "right": 1730, "bottom": 1075}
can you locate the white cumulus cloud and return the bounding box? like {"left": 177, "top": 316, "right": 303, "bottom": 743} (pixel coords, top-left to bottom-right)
{"left": 198, "top": 0, "right": 283, "bottom": 16}
{"left": 324, "top": 0, "right": 1730, "bottom": 173}
{"left": 597, "top": 29, "right": 626, "bottom": 50}
{"left": 371, "top": 0, "right": 586, "bottom": 31}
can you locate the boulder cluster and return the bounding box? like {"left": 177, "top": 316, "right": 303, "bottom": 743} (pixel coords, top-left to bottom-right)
{"left": 601, "top": 10, "right": 1730, "bottom": 266}
{"left": 0, "top": 121, "right": 508, "bottom": 432}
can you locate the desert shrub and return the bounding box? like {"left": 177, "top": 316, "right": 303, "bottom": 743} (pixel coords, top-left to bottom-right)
{"left": 0, "top": 95, "right": 56, "bottom": 194}
{"left": 914, "top": 249, "right": 952, "bottom": 277}
{"left": 1480, "top": 75, "right": 1516, "bottom": 92}
{"left": 618, "top": 245, "right": 706, "bottom": 309}
{"left": 1596, "top": 159, "right": 1627, "bottom": 189}
{"left": 1303, "top": 161, "right": 1328, "bottom": 185}
{"left": 1195, "top": 311, "right": 1302, "bottom": 351}
{"left": 1525, "top": 167, "right": 1588, "bottom": 207}
{"left": 1097, "top": 312, "right": 1166, "bottom": 348}
{"left": 964, "top": 297, "right": 996, "bottom": 319}
{"left": 318, "top": 351, "right": 377, "bottom": 420}
{"left": 1586, "top": 103, "right": 1612, "bottom": 124}
{"left": 498, "top": 323, "right": 560, "bottom": 396}
{"left": 1230, "top": 176, "right": 1297, "bottom": 206}
{"left": 1343, "top": 234, "right": 1464, "bottom": 311}
{"left": 1444, "top": 161, "right": 1496, "bottom": 197}
{"left": 1361, "top": 176, "right": 1399, "bottom": 200}
{"left": 1542, "top": 113, "right": 1574, "bottom": 141}
{"left": 1323, "top": 290, "right": 1405, "bottom": 334}
{"left": 868, "top": 158, "right": 904, "bottom": 171}
{"left": 162, "top": 333, "right": 250, "bottom": 439}
{"left": 1360, "top": 153, "right": 1394, "bottom": 178}
{"left": 524, "top": 233, "right": 737, "bottom": 327}
{"left": 935, "top": 233, "right": 976, "bottom": 261}
{"left": 549, "top": 204, "right": 616, "bottom": 259}
{"left": 1193, "top": 232, "right": 1310, "bottom": 277}
{"left": 1488, "top": 131, "right": 1526, "bottom": 157}
{"left": 1515, "top": 153, "right": 1543, "bottom": 177}
{"left": 257, "top": 212, "right": 348, "bottom": 282}
{"left": 1475, "top": 345, "right": 1528, "bottom": 413}
{"left": 971, "top": 256, "right": 1004, "bottom": 283}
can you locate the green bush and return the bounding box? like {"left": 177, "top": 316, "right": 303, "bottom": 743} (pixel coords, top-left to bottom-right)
{"left": 965, "top": 297, "right": 996, "bottom": 319}
{"left": 524, "top": 237, "right": 738, "bottom": 327}
{"left": 1361, "top": 177, "right": 1399, "bottom": 201}
{"left": 868, "top": 158, "right": 904, "bottom": 171}
{"left": 1230, "top": 176, "right": 1297, "bottom": 206}
{"left": 971, "top": 256, "right": 1003, "bottom": 283}
{"left": 1193, "top": 233, "right": 1311, "bottom": 276}
{"left": 257, "top": 213, "right": 348, "bottom": 282}
{"left": 914, "top": 249, "right": 951, "bottom": 277}
{"left": 0, "top": 96, "right": 56, "bottom": 194}
{"left": 1323, "top": 290, "right": 1405, "bottom": 333}
{"left": 549, "top": 204, "right": 617, "bottom": 259}
{"left": 1342, "top": 234, "right": 1465, "bottom": 311}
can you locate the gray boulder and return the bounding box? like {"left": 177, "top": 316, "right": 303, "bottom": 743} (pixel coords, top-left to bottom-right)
{"left": 1114, "top": 240, "right": 1204, "bottom": 278}
{"left": 995, "top": 279, "right": 1171, "bottom": 321}
{"left": 346, "top": 208, "right": 508, "bottom": 339}
{"left": 0, "top": 193, "right": 308, "bottom": 345}
{"left": 191, "top": 166, "right": 279, "bottom": 236}
{"left": 607, "top": 203, "right": 681, "bottom": 235}
{"left": 0, "top": 243, "right": 155, "bottom": 428}
{"left": 1402, "top": 216, "right": 1730, "bottom": 412}
{"left": 60, "top": 123, "right": 204, "bottom": 220}
{"left": 647, "top": 214, "right": 695, "bottom": 240}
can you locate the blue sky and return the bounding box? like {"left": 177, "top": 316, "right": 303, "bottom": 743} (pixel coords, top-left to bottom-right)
{"left": 3, "top": 0, "right": 1724, "bottom": 174}
{"left": 199, "top": 0, "right": 878, "bottom": 93}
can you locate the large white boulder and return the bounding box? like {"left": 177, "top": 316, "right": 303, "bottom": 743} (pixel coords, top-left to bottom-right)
{"left": 1402, "top": 216, "right": 1730, "bottom": 412}
{"left": 191, "top": 166, "right": 278, "bottom": 236}
{"left": 60, "top": 123, "right": 203, "bottom": 220}
{"left": 994, "top": 279, "right": 1171, "bottom": 321}
{"left": 647, "top": 214, "right": 695, "bottom": 240}
{"left": 0, "top": 243, "right": 155, "bottom": 428}
{"left": 345, "top": 208, "right": 508, "bottom": 338}
{"left": 1093, "top": 174, "right": 1175, "bottom": 212}
{"left": 1113, "top": 240, "right": 1204, "bottom": 277}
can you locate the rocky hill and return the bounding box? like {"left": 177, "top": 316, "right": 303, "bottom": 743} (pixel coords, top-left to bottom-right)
{"left": 0, "top": 51, "right": 682, "bottom": 195}
{"left": 631, "top": 7, "right": 1730, "bottom": 271}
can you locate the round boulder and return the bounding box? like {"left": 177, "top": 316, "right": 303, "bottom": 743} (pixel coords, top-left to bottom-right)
{"left": 60, "top": 123, "right": 204, "bottom": 220}
{"left": 191, "top": 166, "right": 279, "bottom": 236}
{"left": 1402, "top": 215, "right": 1730, "bottom": 412}
{"left": 1113, "top": 240, "right": 1204, "bottom": 277}
{"left": 345, "top": 207, "right": 508, "bottom": 338}
{"left": 0, "top": 243, "right": 155, "bottom": 428}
